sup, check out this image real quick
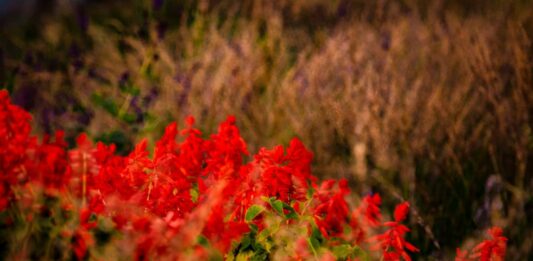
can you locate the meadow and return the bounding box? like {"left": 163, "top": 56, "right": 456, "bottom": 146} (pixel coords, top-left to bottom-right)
{"left": 0, "top": 0, "right": 532, "bottom": 259}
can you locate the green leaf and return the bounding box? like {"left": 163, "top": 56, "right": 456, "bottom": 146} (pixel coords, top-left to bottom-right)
{"left": 282, "top": 202, "right": 298, "bottom": 219}
{"left": 119, "top": 83, "right": 141, "bottom": 96}
{"left": 250, "top": 251, "right": 268, "bottom": 261}
{"left": 89, "top": 212, "right": 98, "bottom": 222}
{"left": 353, "top": 245, "right": 369, "bottom": 261}
{"left": 240, "top": 234, "right": 252, "bottom": 250}
{"left": 269, "top": 199, "right": 284, "bottom": 215}
{"left": 91, "top": 93, "right": 118, "bottom": 116}
{"left": 256, "top": 226, "right": 271, "bottom": 243}
{"left": 307, "top": 237, "right": 319, "bottom": 257}
{"left": 245, "top": 205, "right": 264, "bottom": 223}
{"left": 119, "top": 112, "right": 137, "bottom": 123}
{"left": 306, "top": 227, "right": 324, "bottom": 257}
{"left": 235, "top": 252, "right": 252, "bottom": 261}
{"left": 196, "top": 235, "right": 209, "bottom": 247}
{"left": 332, "top": 244, "right": 353, "bottom": 259}
{"left": 306, "top": 183, "right": 315, "bottom": 199}
{"left": 190, "top": 184, "right": 199, "bottom": 203}
{"left": 249, "top": 223, "right": 259, "bottom": 233}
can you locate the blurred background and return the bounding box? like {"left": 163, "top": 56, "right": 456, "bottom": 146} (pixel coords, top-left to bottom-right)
{"left": 1, "top": 0, "right": 532, "bottom": 259}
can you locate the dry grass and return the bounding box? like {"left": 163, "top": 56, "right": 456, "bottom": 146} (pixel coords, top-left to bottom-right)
{"left": 1, "top": 0, "right": 532, "bottom": 258}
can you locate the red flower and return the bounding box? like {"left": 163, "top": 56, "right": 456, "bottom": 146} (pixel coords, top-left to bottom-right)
{"left": 124, "top": 139, "right": 153, "bottom": 190}
{"left": 72, "top": 227, "right": 94, "bottom": 260}
{"left": 37, "top": 131, "right": 71, "bottom": 193}
{"left": 0, "top": 90, "right": 35, "bottom": 210}
{"left": 135, "top": 234, "right": 155, "bottom": 261}
{"left": 0, "top": 92, "right": 447, "bottom": 260}
{"left": 455, "top": 248, "right": 470, "bottom": 261}
{"left": 371, "top": 202, "right": 419, "bottom": 261}
{"left": 144, "top": 121, "right": 199, "bottom": 217}
{"left": 69, "top": 133, "right": 99, "bottom": 199}
{"left": 80, "top": 194, "right": 105, "bottom": 229}
{"left": 313, "top": 179, "right": 351, "bottom": 238}
{"left": 175, "top": 117, "right": 205, "bottom": 179}
{"left": 112, "top": 213, "right": 128, "bottom": 230}
{"left": 204, "top": 116, "right": 248, "bottom": 179}
{"left": 394, "top": 202, "right": 410, "bottom": 223}
{"left": 101, "top": 139, "right": 152, "bottom": 200}
{"left": 254, "top": 138, "right": 316, "bottom": 203}
{"left": 471, "top": 227, "right": 507, "bottom": 261}
{"left": 359, "top": 193, "right": 382, "bottom": 227}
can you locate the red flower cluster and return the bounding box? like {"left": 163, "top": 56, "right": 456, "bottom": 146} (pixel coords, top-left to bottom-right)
{"left": 455, "top": 227, "right": 507, "bottom": 261}
{"left": 1, "top": 89, "right": 321, "bottom": 258}
{"left": 0, "top": 90, "right": 34, "bottom": 210}
{"left": 0, "top": 89, "right": 78, "bottom": 207}
{"left": 0, "top": 90, "right": 507, "bottom": 260}
{"left": 313, "top": 179, "right": 351, "bottom": 238}
{"left": 370, "top": 202, "right": 419, "bottom": 261}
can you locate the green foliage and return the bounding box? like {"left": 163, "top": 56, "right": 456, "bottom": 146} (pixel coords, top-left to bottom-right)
{"left": 245, "top": 205, "right": 265, "bottom": 223}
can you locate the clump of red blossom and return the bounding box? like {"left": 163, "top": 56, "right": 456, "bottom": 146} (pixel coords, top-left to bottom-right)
{"left": 455, "top": 227, "right": 507, "bottom": 261}
{"left": 370, "top": 202, "right": 419, "bottom": 261}
{"left": 0, "top": 89, "right": 506, "bottom": 260}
